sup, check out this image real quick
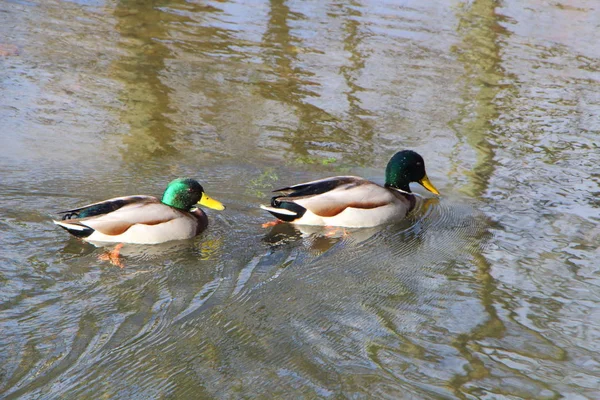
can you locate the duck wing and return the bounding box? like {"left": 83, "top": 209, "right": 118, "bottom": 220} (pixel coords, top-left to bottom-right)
{"left": 272, "top": 176, "right": 361, "bottom": 198}
{"left": 57, "top": 195, "right": 159, "bottom": 219}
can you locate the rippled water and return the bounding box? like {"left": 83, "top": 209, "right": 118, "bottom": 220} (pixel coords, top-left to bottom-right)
{"left": 1, "top": 0, "right": 599, "bottom": 398}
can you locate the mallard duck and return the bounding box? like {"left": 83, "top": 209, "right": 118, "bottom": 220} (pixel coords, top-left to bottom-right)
{"left": 53, "top": 178, "right": 225, "bottom": 244}
{"left": 260, "top": 150, "right": 439, "bottom": 228}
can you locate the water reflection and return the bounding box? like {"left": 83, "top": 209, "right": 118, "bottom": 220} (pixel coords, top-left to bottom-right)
{"left": 338, "top": 1, "right": 376, "bottom": 162}
{"left": 450, "top": 1, "right": 567, "bottom": 397}
{"left": 2, "top": 0, "right": 600, "bottom": 398}
{"left": 450, "top": 0, "right": 508, "bottom": 198}
{"left": 258, "top": 0, "right": 375, "bottom": 166}
{"left": 112, "top": 0, "right": 179, "bottom": 161}
{"left": 260, "top": 0, "right": 332, "bottom": 161}
{"left": 449, "top": 0, "right": 507, "bottom": 395}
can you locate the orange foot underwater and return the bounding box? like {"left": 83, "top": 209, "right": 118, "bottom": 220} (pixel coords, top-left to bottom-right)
{"left": 262, "top": 220, "right": 283, "bottom": 228}
{"left": 324, "top": 226, "right": 349, "bottom": 238}
{"left": 98, "top": 243, "right": 125, "bottom": 268}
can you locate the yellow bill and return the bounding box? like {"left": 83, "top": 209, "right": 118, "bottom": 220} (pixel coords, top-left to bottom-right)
{"left": 198, "top": 192, "right": 225, "bottom": 210}
{"left": 418, "top": 174, "right": 440, "bottom": 195}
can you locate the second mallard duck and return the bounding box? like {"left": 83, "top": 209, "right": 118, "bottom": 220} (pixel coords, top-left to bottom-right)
{"left": 53, "top": 178, "right": 225, "bottom": 244}
{"left": 260, "top": 150, "right": 439, "bottom": 228}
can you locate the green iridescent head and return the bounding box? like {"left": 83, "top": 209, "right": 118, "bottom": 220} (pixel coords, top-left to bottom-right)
{"left": 161, "top": 178, "right": 225, "bottom": 211}
{"left": 384, "top": 150, "right": 440, "bottom": 195}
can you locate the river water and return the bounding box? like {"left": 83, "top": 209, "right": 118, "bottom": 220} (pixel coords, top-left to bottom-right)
{"left": 1, "top": 0, "right": 599, "bottom": 398}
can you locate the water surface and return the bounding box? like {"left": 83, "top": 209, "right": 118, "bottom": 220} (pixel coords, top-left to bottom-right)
{"left": 1, "top": 0, "right": 599, "bottom": 398}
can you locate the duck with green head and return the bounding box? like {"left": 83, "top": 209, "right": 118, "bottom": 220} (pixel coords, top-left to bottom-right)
{"left": 260, "top": 150, "right": 439, "bottom": 228}
{"left": 53, "top": 178, "right": 225, "bottom": 244}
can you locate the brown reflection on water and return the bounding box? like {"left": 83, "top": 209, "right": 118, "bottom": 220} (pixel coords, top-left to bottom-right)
{"left": 259, "top": 0, "right": 374, "bottom": 166}
{"left": 339, "top": 1, "right": 376, "bottom": 164}
{"left": 108, "top": 0, "right": 378, "bottom": 168}
{"left": 259, "top": 0, "right": 332, "bottom": 162}
{"left": 111, "top": 0, "right": 180, "bottom": 161}
{"left": 451, "top": 0, "right": 507, "bottom": 198}
{"left": 449, "top": 0, "right": 505, "bottom": 395}
{"left": 449, "top": 1, "right": 563, "bottom": 397}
